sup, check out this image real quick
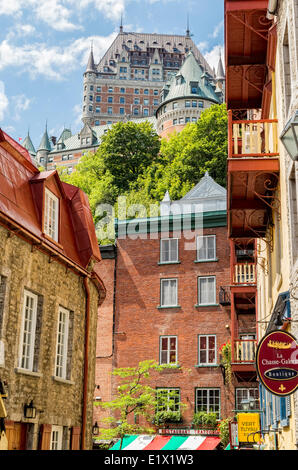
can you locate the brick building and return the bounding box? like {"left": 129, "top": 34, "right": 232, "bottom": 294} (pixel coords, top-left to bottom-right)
{"left": 0, "top": 129, "right": 106, "bottom": 450}
{"left": 94, "top": 174, "right": 238, "bottom": 438}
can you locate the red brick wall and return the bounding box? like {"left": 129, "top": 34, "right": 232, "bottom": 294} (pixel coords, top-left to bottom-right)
{"left": 95, "top": 225, "right": 235, "bottom": 429}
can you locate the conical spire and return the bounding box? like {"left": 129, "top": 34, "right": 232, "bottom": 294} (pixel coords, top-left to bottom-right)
{"left": 38, "top": 122, "right": 51, "bottom": 152}
{"left": 85, "top": 42, "right": 96, "bottom": 73}
{"left": 23, "top": 129, "right": 36, "bottom": 156}
{"left": 186, "top": 13, "right": 190, "bottom": 38}
{"left": 216, "top": 52, "right": 225, "bottom": 80}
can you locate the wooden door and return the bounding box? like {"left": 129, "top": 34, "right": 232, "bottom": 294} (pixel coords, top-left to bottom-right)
{"left": 6, "top": 421, "right": 27, "bottom": 450}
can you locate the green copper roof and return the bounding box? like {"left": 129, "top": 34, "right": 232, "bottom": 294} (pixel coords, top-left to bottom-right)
{"left": 23, "top": 131, "right": 36, "bottom": 155}
{"left": 38, "top": 125, "right": 52, "bottom": 151}
{"left": 158, "top": 51, "right": 221, "bottom": 108}
{"left": 57, "top": 128, "right": 72, "bottom": 144}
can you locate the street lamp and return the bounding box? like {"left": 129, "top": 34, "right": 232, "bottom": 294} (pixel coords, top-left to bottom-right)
{"left": 241, "top": 398, "right": 255, "bottom": 411}
{"left": 280, "top": 110, "right": 298, "bottom": 161}
{"left": 24, "top": 400, "right": 36, "bottom": 419}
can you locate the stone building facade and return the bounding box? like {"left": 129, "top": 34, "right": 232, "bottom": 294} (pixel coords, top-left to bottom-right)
{"left": 0, "top": 129, "right": 106, "bottom": 450}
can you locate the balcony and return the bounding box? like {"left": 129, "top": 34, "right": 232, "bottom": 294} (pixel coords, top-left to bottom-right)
{"left": 229, "top": 117, "right": 279, "bottom": 158}
{"left": 233, "top": 339, "right": 256, "bottom": 363}
{"left": 227, "top": 111, "right": 279, "bottom": 239}
{"left": 233, "top": 263, "right": 256, "bottom": 285}
{"left": 219, "top": 286, "right": 231, "bottom": 306}
{"left": 231, "top": 338, "right": 257, "bottom": 380}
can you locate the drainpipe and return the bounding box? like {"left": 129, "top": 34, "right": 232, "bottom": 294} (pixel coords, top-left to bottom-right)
{"left": 81, "top": 276, "right": 91, "bottom": 450}
{"left": 267, "top": 0, "right": 278, "bottom": 19}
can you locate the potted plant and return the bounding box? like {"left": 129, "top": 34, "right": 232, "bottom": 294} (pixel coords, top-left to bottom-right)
{"left": 192, "top": 411, "right": 217, "bottom": 430}
{"left": 153, "top": 410, "right": 182, "bottom": 426}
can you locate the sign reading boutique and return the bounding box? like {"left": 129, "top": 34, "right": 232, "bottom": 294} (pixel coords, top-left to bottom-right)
{"left": 256, "top": 330, "right": 298, "bottom": 396}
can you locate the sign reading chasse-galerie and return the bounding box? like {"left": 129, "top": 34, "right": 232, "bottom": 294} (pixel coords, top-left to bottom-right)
{"left": 256, "top": 330, "right": 298, "bottom": 396}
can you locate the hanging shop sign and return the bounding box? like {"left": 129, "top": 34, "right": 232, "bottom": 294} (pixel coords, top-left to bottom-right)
{"left": 256, "top": 330, "right": 298, "bottom": 396}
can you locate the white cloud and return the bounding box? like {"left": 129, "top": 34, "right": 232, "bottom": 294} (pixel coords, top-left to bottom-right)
{"left": 204, "top": 44, "right": 224, "bottom": 73}
{"left": 34, "top": 0, "right": 79, "bottom": 31}
{"left": 78, "top": 0, "right": 125, "bottom": 21}
{"left": 197, "top": 41, "right": 209, "bottom": 53}
{"left": 211, "top": 20, "right": 224, "bottom": 39}
{"left": 0, "top": 81, "right": 9, "bottom": 121}
{"left": 12, "top": 94, "right": 32, "bottom": 120}
{"left": 0, "top": 32, "right": 117, "bottom": 81}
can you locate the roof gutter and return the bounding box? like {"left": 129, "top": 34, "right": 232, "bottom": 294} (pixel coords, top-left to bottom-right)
{"left": 267, "top": 0, "right": 278, "bottom": 19}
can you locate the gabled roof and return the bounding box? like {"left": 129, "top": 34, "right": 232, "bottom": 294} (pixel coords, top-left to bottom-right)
{"left": 160, "top": 172, "right": 227, "bottom": 215}
{"left": 0, "top": 129, "right": 101, "bottom": 272}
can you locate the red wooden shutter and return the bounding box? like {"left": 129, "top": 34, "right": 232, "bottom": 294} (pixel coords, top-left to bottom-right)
{"left": 39, "top": 424, "right": 52, "bottom": 450}
{"left": 71, "top": 426, "right": 81, "bottom": 450}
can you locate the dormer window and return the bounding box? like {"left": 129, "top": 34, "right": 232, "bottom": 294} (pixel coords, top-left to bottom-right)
{"left": 44, "top": 188, "right": 59, "bottom": 242}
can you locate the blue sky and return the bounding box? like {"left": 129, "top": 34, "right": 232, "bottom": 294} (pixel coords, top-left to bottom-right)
{"left": 0, "top": 0, "right": 224, "bottom": 149}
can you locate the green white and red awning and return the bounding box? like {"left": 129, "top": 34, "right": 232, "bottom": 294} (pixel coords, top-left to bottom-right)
{"left": 110, "top": 434, "right": 221, "bottom": 450}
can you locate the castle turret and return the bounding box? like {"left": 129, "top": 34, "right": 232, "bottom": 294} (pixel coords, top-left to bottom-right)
{"left": 83, "top": 44, "right": 97, "bottom": 125}
{"left": 36, "top": 123, "right": 52, "bottom": 168}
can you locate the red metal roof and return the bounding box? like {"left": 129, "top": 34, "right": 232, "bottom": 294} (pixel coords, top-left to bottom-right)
{"left": 0, "top": 128, "right": 101, "bottom": 271}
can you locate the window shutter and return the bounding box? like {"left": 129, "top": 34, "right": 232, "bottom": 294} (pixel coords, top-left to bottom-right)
{"left": 71, "top": 426, "right": 81, "bottom": 450}
{"left": 280, "top": 397, "right": 288, "bottom": 427}
{"left": 39, "top": 424, "right": 52, "bottom": 450}
{"left": 259, "top": 385, "right": 264, "bottom": 430}
{"left": 286, "top": 396, "right": 291, "bottom": 418}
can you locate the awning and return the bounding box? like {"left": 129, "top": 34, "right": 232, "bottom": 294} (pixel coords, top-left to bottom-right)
{"left": 110, "top": 434, "right": 221, "bottom": 450}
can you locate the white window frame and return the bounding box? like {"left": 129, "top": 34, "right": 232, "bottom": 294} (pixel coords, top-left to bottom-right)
{"left": 159, "top": 336, "right": 178, "bottom": 365}
{"left": 55, "top": 306, "right": 70, "bottom": 379}
{"left": 195, "top": 388, "right": 221, "bottom": 419}
{"left": 160, "top": 238, "right": 178, "bottom": 264}
{"left": 198, "top": 334, "right": 217, "bottom": 366}
{"left": 19, "top": 290, "right": 38, "bottom": 371}
{"left": 198, "top": 276, "right": 216, "bottom": 306}
{"left": 50, "top": 425, "right": 63, "bottom": 450}
{"left": 160, "top": 278, "right": 178, "bottom": 307}
{"left": 196, "top": 235, "right": 216, "bottom": 261}
{"left": 44, "top": 188, "right": 59, "bottom": 242}
{"left": 156, "top": 388, "right": 180, "bottom": 412}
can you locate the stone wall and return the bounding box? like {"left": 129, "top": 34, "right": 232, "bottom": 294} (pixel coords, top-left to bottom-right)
{"left": 0, "top": 224, "right": 99, "bottom": 450}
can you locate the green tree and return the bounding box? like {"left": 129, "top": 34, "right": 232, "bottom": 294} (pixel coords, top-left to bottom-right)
{"left": 96, "top": 360, "right": 187, "bottom": 450}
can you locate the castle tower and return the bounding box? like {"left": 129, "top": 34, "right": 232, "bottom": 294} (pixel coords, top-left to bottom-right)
{"left": 36, "top": 123, "right": 52, "bottom": 168}
{"left": 82, "top": 43, "right": 97, "bottom": 125}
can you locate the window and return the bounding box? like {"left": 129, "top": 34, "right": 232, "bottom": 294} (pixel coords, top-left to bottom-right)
{"left": 120, "top": 96, "right": 125, "bottom": 104}
{"left": 96, "top": 86, "right": 101, "bottom": 92}
{"left": 108, "top": 87, "right": 113, "bottom": 92}
{"left": 143, "top": 108, "right": 149, "bottom": 116}
{"left": 108, "top": 96, "right": 113, "bottom": 103}
{"left": 192, "top": 100, "right": 197, "bottom": 107}
{"left": 198, "top": 335, "right": 216, "bottom": 365}
{"left": 197, "top": 235, "right": 216, "bottom": 261}
{"left": 44, "top": 188, "right": 59, "bottom": 242}
{"left": 173, "top": 119, "right": 177, "bottom": 125}
{"left": 133, "top": 108, "right": 139, "bottom": 115}
{"left": 120, "top": 87, "right": 125, "bottom": 93}
{"left": 108, "top": 107, "right": 112, "bottom": 114}
{"left": 134, "top": 98, "right": 140, "bottom": 104}
{"left": 120, "top": 107, "right": 125, "bottom": 115}
{"left": 96, "top": 96, "right": 101, "bottom": 102}
{"left": 50, "top": 426, "right": 63, "bottom": 450}
{"left": 134, "top": 88, "right": 139, "bottom": 94}
{"left": 19, "top": 290, "right": 38, "bottom": 370}
{"left": 96, "top": 106, "right": 100, "bottom": 113}
{"left": 156, "top": 388, "right": 180, "bottom": 412}
{"left": 95, "top": 120, "right": 100, "bottom": 126}
{"left": 173, "top": 102, "right": 178, "bottom": 109}
{"left": 88, "top": 105, "right": 92, "bottom": 111}
{"left": 185, "top": 100, "right": 190, "bottom": 108}
{"left": 236, "top": 388, "right": 259, "bottom": 411}
{"left": 144, "top": 99, "right": 149, "bottom": 105}
{"left": 160, "top": 336, "right": 177, "bottom": 365}
{"left": 62, "top": 154, "right": 68, "bottom": 161}
{"left": 144, "top": 89, "right": 149, "bottom": 95}
{"left": 55, "top": 306, "right": 70, "bottom": 379}
{"left": 154, "top": 90, "right": 158, "bottom": 95}
{"left": 198, "top": 101, "right": 204, "bottom": 108}
{"left": 160, "top": 238, "right": 178, "bottom": 263}
{"left": 160, "top": 279, "right": 178, "bottom": 307}
{"left": 198, "top": 276, "right": 216, "bottom": 305}
{"left": 120, "top": 67, "right": 127, "bottom": 73}
{"left": 89, "top": 95, "right": 93, "bottom": 101}
{"left": 196, "top": 388, "right": 220, "bottom": 419}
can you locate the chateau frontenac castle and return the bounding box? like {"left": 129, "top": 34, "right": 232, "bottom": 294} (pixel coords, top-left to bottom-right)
{"left": 23, "top": 25, "right": 225, "bottom": 173}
